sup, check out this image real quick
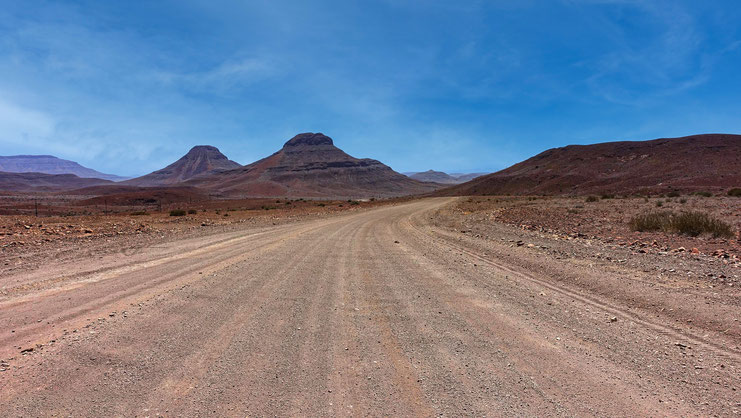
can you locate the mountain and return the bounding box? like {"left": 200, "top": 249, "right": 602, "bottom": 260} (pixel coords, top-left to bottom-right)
{"left": 0, "top": 172, "right": 113, "bottom": 192}
{"left": 0, "top": 155, "right": 127, "bottom": 181}
{"left": 408, "top": 170, "right": 459, "bottom": 184}
{"left": 407, "top": 170, "right": 487, "bottom": 184}
{"left": 124, "top": 145, "right": 241, "bottom": 187}
{"left": 450, "top": 172, "right": 487, "bottom": 182}
{"left": 188, "top": 133, "right": 440, "bottom": 198}
{"left": 436, "top": 134, "right": 741, "bottom": 196}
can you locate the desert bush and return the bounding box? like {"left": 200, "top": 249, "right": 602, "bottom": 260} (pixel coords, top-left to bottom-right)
{"left": 600, "top": 194, "right": 615, "bottom": 199}
{"left": 667, "top": 191, "right": 681, "bottom": 198}
{"left": 169, "top": 209, "right": 186, "bottom": 216}
{"left": 629, "top": 211, "right": 734, "bottom": 238}
{"left": 130, "top": 211, "right": 149, "bottom": 216}
{"left": 629, "top": 211, "right": 668, "bottom": 232}
{"left": 187, "top": 209, "right": 197, "bottom": 214}
{"left": 656, "top": 201, "right": 663, "bottom": 207}
{"left": 695, "top": 191, "right": 712, "bottom": 197}
{"left": 671, "top": 212, "right": 733, "bottom": 238}
{"left": 728, "top": 188, "right": 741, "bottom": 197}
{"left": 585, "top": 196, "right": 599, "bottom": 203}
{"left": 679, "top": 198, "right": 687, "bottom": 204}
{"left": 317, "top": 203, "right": 326, "bottom": 207}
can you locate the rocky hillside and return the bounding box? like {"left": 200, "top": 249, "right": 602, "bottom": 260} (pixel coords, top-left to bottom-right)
{"left": 436, "top": 134, "right": 741, "bottom": 196}
{"left": 189, "top": 133, "right": 440, "bottom": 198}
{"left": 124, "top": 146, "right": 241, "bottom": 187}
{"left": 0, "top": 155, "right": 127, "bottom": 181}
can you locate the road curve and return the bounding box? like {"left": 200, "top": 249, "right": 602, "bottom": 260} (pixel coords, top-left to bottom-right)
{"left": 0, "top": 198, "right": 738, "bottom": 416}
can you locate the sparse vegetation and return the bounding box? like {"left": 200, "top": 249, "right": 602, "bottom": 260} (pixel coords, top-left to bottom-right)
{"left": 695, "top": 191, "right": 712, "bottom": 197}
{"left": 655, "top": 201, "right": 663, "bottom": 207}
{"left": 169, "top": 209, "right": 186, "bottom": 216}
{"left": 600, "top": 194, "right": 615, "bottom": 199}
{"left": 629, "top": 210, "right": 734, "bottom": 238}
{"left": 667, "top": 191, "right": 680, "bottom": 198}
{"left": 585, "top": 196, "right": 599, "bottom": 202}
{"left": 187, "top": 209, "right": 197, "bottom": 214}
{"left": 130, "top": 211, "right": 149, "bottom": 216}
{"left": 317, "top": 203, "right": 326, "bottom": 207}
{"left": 728, "top": 188, "right": 741, "bottom": 197}
{"left": 679, "top": 198, "right": 687, "bottom": 204}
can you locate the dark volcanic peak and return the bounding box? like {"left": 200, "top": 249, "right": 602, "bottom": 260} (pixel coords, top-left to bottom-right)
{"left": 284, "top": 132, "right": 334, "bottom": 147}
{"left": 124, "top": 144, "right": 241, "bottom": 187}
{"left": 436, "top": 133, "right": 741, "bottom": 196}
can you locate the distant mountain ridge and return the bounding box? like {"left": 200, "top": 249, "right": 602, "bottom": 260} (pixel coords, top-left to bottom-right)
{"left": 406, "top": 170, "right": 486, "bottom": 184}
{"left": 124, "top": 145, "right": 241, "bottom": 187}
{"left": 0, "top": 155, "right": 127, "bottom": 182}
{"left": 435, "top": 134, "right": 741, "bottom": 196}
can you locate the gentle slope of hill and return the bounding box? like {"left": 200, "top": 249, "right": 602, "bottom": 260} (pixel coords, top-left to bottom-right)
{"left": 435, "top": 134, "right": 741, "bottom": 196}
{"left": 0, "top": 172, "right": 113, "bottom": 192}
{"left": 0, "top": 155, "right": 127, "bottom": 181}
{"left": 124, "top": 146, "right": 240, "bottom": 187}
{"left": 188, "top": 133, "right": 440, "bottom": 198}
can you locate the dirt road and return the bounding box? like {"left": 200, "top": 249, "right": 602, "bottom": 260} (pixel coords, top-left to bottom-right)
{"left": 1, "top": 198, "right": 739, "bottom": 416}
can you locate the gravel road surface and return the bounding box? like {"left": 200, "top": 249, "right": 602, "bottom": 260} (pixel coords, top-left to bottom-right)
{"left": 1, "top": 198, "right": 739, "bottom": 416}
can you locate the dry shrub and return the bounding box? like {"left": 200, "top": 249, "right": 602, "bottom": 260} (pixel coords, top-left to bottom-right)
{"left": 629, "top": 211, "right": 734, "bottom": 238}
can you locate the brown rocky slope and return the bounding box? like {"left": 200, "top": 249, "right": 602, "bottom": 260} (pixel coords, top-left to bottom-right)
{"left": 436, "top": 134, "right": 741, "bottom": 196}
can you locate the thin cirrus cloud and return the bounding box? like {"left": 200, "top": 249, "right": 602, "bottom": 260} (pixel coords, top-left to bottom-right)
{"left": 0, "top": 0, "right": 739, "bottom": 177}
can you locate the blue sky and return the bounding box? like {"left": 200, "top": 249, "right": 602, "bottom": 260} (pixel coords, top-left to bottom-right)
{"left": 1, "top": 0, "right": 740, "bottom": 176}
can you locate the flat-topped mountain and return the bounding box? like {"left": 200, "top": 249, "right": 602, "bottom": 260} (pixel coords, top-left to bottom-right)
{"left": 189, "top": 133, "right": 440, "bottom": 198}
{"left": 125, "top": 145, "right": 241, "bottom": 187}
{"left": 436, "top": 134, "right": 741, "bottom": 196}
{"left": 0, "top": 155, "right": 127, "bottom": 182}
